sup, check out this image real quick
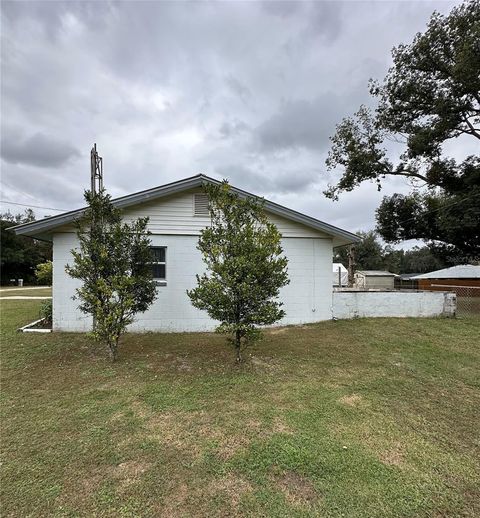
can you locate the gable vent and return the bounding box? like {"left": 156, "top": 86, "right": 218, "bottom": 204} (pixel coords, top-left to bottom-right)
{"left": 193, "top": 193, "right": 209, "bottom": 216}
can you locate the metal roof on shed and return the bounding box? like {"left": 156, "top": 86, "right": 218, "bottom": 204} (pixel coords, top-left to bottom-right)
{"left": 412, "top": 265, "right": 480, "bottom": 279}
{"left": 356, "top": 270, "right": 398, "bottom": 277}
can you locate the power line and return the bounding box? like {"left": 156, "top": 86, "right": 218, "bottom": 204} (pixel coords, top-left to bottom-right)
{"left": 0, "top": 200, "right": 67, "bottom": 212}
{"left": 395, "top": 191, "right": 480, "bottom": 228}
{"left": 0, "top": 180, "right": 39, "bottom": 202}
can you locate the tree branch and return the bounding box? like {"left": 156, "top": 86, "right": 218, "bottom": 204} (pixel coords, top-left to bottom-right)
{"left": 463, "top": 117, "right": 480, "bottom": 140}
{"left": 384, "top": 166, "right": 430, "bottom": 184}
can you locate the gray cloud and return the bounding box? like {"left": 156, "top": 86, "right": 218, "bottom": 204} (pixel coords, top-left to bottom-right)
{"left": 224, "top": 75, "right": 252, "bottom": 104}
{"left": 253, "top": 93, "right": 344, "bottom": 152}
{"left": 218, "top": 119, "right": 250, "bottom": 140}
{"left": 260, "top": 1, "right": 303, "bottom": 18}
{"left": 304, "top": 2, "right": 343, "bottom": 43}
{"left": 1, "top": 131, "right": 81, "bottom": 168}
{"left": 215, "top": 163, "right": 319, "bottom": 195}
{"left": 0, "top": 0, "right": 458, "bottom": 231}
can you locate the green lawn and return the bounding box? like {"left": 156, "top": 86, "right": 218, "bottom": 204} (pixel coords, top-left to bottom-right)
{"left": 0, "top": 287, "right": 52, "bottom": 298}
{"left": 1, "top": 299, "right": 479, "bottom": 517}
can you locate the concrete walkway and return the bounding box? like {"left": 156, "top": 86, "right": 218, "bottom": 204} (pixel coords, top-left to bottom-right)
{"left": 0, "top": 286, "right": 50, "bottom": 292}
{"left": 1, "top": 296, "right": 52, "bottom": 300}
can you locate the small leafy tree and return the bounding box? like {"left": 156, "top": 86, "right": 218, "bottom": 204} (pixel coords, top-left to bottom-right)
{"left": 187, "top": 181, "right": 289, "bottom": 362}
{"left": 35, "top": 260, "right": 53, "bottom": 285}
{"left": 66, "top": 190, "right": 157, "bottom": 360}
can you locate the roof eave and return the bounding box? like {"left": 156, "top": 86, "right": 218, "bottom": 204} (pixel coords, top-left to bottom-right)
{"left": 9, "top": 173, "right": 360, "bottom": 244}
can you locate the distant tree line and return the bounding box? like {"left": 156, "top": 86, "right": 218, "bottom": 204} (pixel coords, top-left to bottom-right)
{"left": 334, "top": 230, "right": 448, "bottom": 275}
{"left": 0, "top": 210, "right": 52, "bottom": 285}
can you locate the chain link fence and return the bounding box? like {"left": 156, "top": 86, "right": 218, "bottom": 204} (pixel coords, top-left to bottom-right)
{"left": 393, "top": 278, "right": 479, "bottom": 318}
{"left": 430, "top": 284, "right": 480, "bottom": 318}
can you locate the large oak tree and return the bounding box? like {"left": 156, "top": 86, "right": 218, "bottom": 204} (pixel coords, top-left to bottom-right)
{"left": 326, "top": 0, "right": 480, "bottom": 263}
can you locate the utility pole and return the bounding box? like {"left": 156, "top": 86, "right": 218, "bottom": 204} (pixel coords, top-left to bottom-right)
{"left": 90, "top": 143, "right": 103, "bottom": 195}
{"left": 347, "top": 244, "right": 356, "bottom": 287}
{"left": 90, "top": 143, "right": 103, "bottom": 333}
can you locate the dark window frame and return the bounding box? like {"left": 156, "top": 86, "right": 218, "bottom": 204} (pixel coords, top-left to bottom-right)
{"left": 149, "top": 246, "right": 167, "bottom": 284}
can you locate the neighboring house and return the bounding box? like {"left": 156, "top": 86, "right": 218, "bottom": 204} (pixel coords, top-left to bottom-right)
{"left": 412, "top": 265, "right": 480, "bottom": 295}
{"left": 332, "top": 262, "right": 348, "bottom": 287}
{"left": 354, "top": 270, "right": 398, "bottom": 290}
{"left": 11, "top": 174, "right": 359, "bottom": 332}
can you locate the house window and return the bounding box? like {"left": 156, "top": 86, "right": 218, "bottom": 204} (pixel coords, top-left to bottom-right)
{"left": 193, "top": 193, "right": 209, "bottom": 216}
{"left": 150, "top": 247, "right": 166, "bottom": 281}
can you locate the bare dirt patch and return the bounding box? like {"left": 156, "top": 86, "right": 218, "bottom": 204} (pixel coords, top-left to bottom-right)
{"left": 173, "top": 356, "right": 193, "bottom": 372}
{"left": 268, "top": 325, "right": 312, "bottom": 336}
{"left": 380, "top": 442, "right": 405, "bottom": 466}
{"left": 274, "top": 470, "right": 319, "bottom": 507}
{"left": 210, "top": 473, "right": 253, "bottom": 507}
{"left": 250, "top": 355, "right": 279, "bottom": 372}
{"left": 272, "top": 416, "right": 293, "bottom": 434}
{"left": 130, "top": 399, "right": 151, "bottom": 419}
{"left": 141, "top": 406, "right": 293, "bottom": 462}
{"left": 339, "top": 393, "right": 363, "bottom": 407}
{"left": 158, "top": 474, "right": 252, "bottom": 517}
{"left": 145, "top": 410, "right": 232, "bottom": 459}
{"left": 269, "top": 327, "right": 288, "bottom": 335}
{"left": 114, "top": 460, "right": 151, "bottom": 489}
{"left": 216, "top": 434, "right": 252, "bottom": 460}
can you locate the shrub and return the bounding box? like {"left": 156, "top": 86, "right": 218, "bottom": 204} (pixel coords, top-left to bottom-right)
{"left": 35, "top": 261, "right": 52, "bottom": 285}
{"left": 39, "top": 299, "right": 52, "bottom": 325}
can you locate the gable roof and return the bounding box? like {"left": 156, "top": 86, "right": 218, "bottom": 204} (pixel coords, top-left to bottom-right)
{"left": 356, "top": 270, "right": 398, "bottom": 277}
{"left": 412, "top": 264, "right": 480, "bottom": 279}
{"left": 9, "top": 174, "right": 360, "bottom": 246}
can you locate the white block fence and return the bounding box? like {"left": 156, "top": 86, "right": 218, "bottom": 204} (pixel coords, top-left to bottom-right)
{"left": 332, "top": 290, "right": 456, "bottom": 319}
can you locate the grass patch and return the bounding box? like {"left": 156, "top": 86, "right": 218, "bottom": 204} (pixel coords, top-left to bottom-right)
{"left": 0, "top": 287, "right": 52, "bottom": 298}
{"left": 1, "top": 299, "right": 479, "bottom": 517}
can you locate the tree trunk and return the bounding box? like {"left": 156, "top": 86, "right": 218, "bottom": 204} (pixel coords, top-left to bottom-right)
{"left": 347, "top": 244, "right": 356, "bottom": 287}
{"left": 235, "top": 330, "right": 242, "bottom": 362}
{"left": 109, "top": 340, "right": 118, "bottom": 362}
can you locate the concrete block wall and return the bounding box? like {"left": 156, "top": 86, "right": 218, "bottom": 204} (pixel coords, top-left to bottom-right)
{"left": 332, "top": 290, "right": 456, "bottom": 319}
{"left": 52, "top": 232, "right": 333, "bottom": 332}
{"left": 53, "top": 233, "right": 92, "bottom": 332}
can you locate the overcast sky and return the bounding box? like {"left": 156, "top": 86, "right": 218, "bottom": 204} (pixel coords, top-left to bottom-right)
{"left": 1, "top": 0, "right": 458, "bottom": 239}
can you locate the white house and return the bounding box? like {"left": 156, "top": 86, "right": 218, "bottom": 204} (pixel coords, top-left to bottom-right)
{"left": 12, "top": 174, "right": 359, "bottom": 332}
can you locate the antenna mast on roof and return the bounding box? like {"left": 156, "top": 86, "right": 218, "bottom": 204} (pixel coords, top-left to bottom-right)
{"left": 90, "top": 143, "right": 103, "bottom": 194}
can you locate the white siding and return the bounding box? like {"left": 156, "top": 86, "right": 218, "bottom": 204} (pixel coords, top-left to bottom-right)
{"left": 55, "top": 189, "right": 330, "bottom": 238}
{"left": 119, "top": 189, "right": 330, "bottom": 238}
{"left": 52, "top": 232, "right": 333, "bottom": 332}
